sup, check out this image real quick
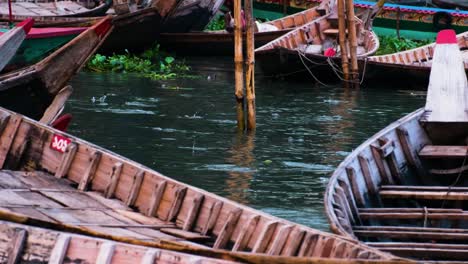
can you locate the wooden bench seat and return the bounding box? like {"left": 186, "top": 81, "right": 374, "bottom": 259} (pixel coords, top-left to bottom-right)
{"left": 419, "top": 145, "right": 468, "bottom": 158}
{"left": 354, "top": 226, "right": 468, "bottom": 240}
{"left": 380, "top": 185, "right": 468, "bottom": 200}
{"left": 366, "top": 242, "right": 468, "bottom": 260}
{"left": 358, "top": 207, "right": 468, "bottom": 220}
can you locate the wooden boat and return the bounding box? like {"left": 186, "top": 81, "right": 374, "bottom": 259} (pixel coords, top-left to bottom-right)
{"left": 432, "top": 0, "right": 468, "bottom": 10}
{"left": 253, "top": 0, "right": 468, "bottom": 36}
{"left": 0, "top": 25, "right": 88, "bottom": 71}
{"left": 0, "top": 108, "right": 402, "bottom": 262}
{"left": 0, "top": 16, "right": 112, "bottom": 120}
{"left": 0, "top": 18, "right": 33, "bottom": 72}
{"left": 0, "top": 220, "right": 239, "bottom": 264}
{"left": 0, "top": 0, "right": 112, "bottom": 17}
{"left": 255, "top": 14, "right": 380, "bottom": 82}
{"left": 159, "top": 3, "right": 330, "bottom": 56}
{"left": 364, "top": 31, "right": 468, "bottom": 86}
{"left": 324, "top": 30, "right": 468, "bottom": 262}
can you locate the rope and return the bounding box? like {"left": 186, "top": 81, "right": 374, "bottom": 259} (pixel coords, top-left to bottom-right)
{"left": 296, "top": 50, "right": 331, "bottom": 87}
{"left": 422, "top": 206, "right": 428, "bottom": 228}
{"left": 440, "top": 146, "right": 468, "bottom": 209}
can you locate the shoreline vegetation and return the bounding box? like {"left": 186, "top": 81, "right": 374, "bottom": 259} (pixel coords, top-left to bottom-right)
{"left": 86, "top": 44, "right": 192, "bottom": 80}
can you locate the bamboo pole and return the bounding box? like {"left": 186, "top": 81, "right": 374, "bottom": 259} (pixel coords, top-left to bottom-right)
{"left": 282, "top": 0, "right": 288, "bottom": 15}
{"left": 345, "top": 0, "right": 359, "bottom": 85}
{"left": 234, "top": 0, "right": 245, "bottom": 131}
{"left": 244, "top": 0, "right": 256, "bottom": 131}
{"left": 337, "top": 0, "right": 349, "bottom": 81}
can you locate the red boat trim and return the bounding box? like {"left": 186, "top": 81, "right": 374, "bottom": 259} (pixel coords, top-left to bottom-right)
{"left": 16, "top": 18, "right": 34, "bottom": 34}
{"left": 26, "top": 27, "right": 86, "bottom": 39}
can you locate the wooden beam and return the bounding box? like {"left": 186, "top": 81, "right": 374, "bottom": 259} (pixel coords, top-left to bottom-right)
{"left": 233, "top": 215, "right": 260, "bottom": 251}
{"left": 201, "top": 201, "right": 223, "bottom": 236}
{"left": 252, "top": 221, "right": 278, "bottom": 253}
{"left": 396, "top": 127, "right": 425, "bottom": 177}
{"left": 183, "top": 193, "right": 204, "bottom": 231}
{"left": 166, "top": 187, "right": 187, "bottom": 222}
{"left": 297, "top": 233, "right": 319, "bottom": 257}
{"left": 39, "top": 85, "right": 73, "bottom": 125}
{"left": 0, "top": 115, "right": 22, "bottom": 169}
{"left": 140, "top": 249, "right": 160, "bottom": 264}
{"left": 78, "top": 151, "right": 102, "bottom": 191}
{"left": 55, "top": 142, "right": 78, "bottom": 179}
{"left": 146, "top": 180, "right": 167, "bottom": 217}
{"left": 354, "top": 226, "right": 468, "bottom": 240}
{"left": 213, "top": 208, "right": 242, "bottom": 249}
{"left": 126, "top": 170, "right": 144, "bottom": 207}
{"left": 104, "top": 162, "right": 123, "bottom": 198}
{"left": 381, "top": 185, "right": 468, "bottom": 192}
{"left": 95, "top": 242, "right": 115, "bottom": 264}
{"left": 268, "top": 225, "right": 293, "bottom": 255}
{"left": 48, "top": 234, "right": 71, "bottom": 264}
{"left": 0, "top": 112, "right": 11, "bottom": 137}
{"left": 370, "top": 144, "right": 394, "bottom": 185}
{"left": 358, "top": 155, "right": 376, "bottom": 194}
{"left": 7, "top": 229, "right": 27, "bottom": 264}
{"left": 281, "top": 229, "right": 305, "bottom": 256}
{"left": 380, "top": 190, "right": 468, "bottom": 200}
{"left": 345, "top": 167, "right": 365, "bottom": 207}
{"left": 419, "top": 145, "right": 468, "bottom": 158}
{"left": 160, "top": 228, "right": 210, "bottom": 241}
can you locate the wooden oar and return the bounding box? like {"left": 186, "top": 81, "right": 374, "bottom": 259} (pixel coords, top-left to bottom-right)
{"left": 39, "top": 85, "right": 73, "bottom": 125}
{"left": 0, "top": 18, "right": 34, "bottom": 72}
{"left": 0, "top": 209, "right": 415, "bottom": 264}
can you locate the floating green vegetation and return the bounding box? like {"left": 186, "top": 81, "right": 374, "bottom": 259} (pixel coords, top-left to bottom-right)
{"left": 205, "top": 15, "right": 225, "bottom": 31}
{"left": 376, "top": 36, "right": 433, "bottom": 55}
{"left": 86, "top": 44, "right": 192, "bottom": 80}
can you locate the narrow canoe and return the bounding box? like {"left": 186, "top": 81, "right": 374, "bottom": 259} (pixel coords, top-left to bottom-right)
{"left": 255, "top": 14, "right": 379, "bottom": 82}
{"left": 364, "top": 31, "right": 468, "bottom": 87}
{"left": 325, "top": 31, "right": 468, "bottom": 262}
{"left": 0, "top": 18, "right": 33, "bottom": 72}
{"left": 0, "top": 0, "right": 112, "bottom": 17}
{"left": 159, "top": 4, "right": 328, "bottom": 56}
{"left": 0, "top": 108, "right": 400, "bottom": 262}
{"left": 0, "top": 220, "right": 238, "bottom": 264}
{"left": 0, "top": 16, "right": 113, "bottom": 120}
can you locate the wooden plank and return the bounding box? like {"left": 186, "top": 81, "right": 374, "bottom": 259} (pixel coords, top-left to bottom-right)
{"left": 281, "top": 229, "right": 305, "bottom": 256}
{"left": 367, "top": 242, "right": 468, "bottom": 250}
{"left": 183, "top": 193, "right": 204, "bottom": 231}
{"left": 146, "top": 180, "right": 167, "bottom": 217}
{"left": 160, "top": 228, "right": 210, "bottom": 241}
{"left": 380, "top": 190, "right": 468, "bottom": 200}
{"left": 95, "top": 242, "right": 115, "bottom": 264}
{"left": 104, "top": 162, "right": 123, "bottom": 198}
{"left": 396, "top": 127, "right": 425, "bottom": 177}
{"left": 354, "top": 226, "right": 468, "bottom": 240}
{"left": 337, "top": 179, "right": 361, "bottom": 225}
{"left": 381, "top": 185, "right": 468, "bottom": 192}
{"left": 297, "top": 233, "right": 319, "bottom": 257}
{"left": 126, "top": 170, "right": 144, "bottom": 207}
{"left": 55, "top": 142, "right": 78, "bottom": 179}
{"left": 140, "top": 249, "right": 160, "bottom": 264}
{"left": 252, "top": 221, "right": 279, "bottom": 253}
{"left": 0, "top": 115, "right": 22, "bottom": 169}
{"left": 355, "top": 225, "right": 468, "bottom": 233}
{"left": 329, "top": 241, "right": 346, "bottom": 258}
{"left": 213, "top": 208, "right": 242, "bottom": 249}
{"left": 77, "top": 151, "right": 102, "bottom": 191}
{"left": 48, "top": 234, "right": 71, "bottom": 264}
{"left": 232, "top": 215, "right": 260, "bottom": 252}
{"left": 166, "top": 186, "right": 187, "bottom": 222}
{"left": 358, "top": 155, "right": 376, "bottom": 194}
{"left": 0, "top": 112, "right": 11, "bottom": 138}
{"left": 39, "top": 85, "right": 73, "bottom": 125}
{"left": 268, "top": 225, "right": 293, "bottom": 255}
{"left": 370, "top": 144, "right": 394, "bottom": 185}
{"left": 201, "top": 201, "right": 223, "bottom": 236}
{"left": 359, "top": 208, "right": 463, "bottom": 213}
{"left": 335, "top": 187, "right": 355, "bottom": 225}
{"left": 419, "top": 145, "right": 468, "bottom": 158}
{"left": 345, "top": 167, "right": 365, "bottom": 207}
{"left": 359, "top": 212, "right": 468, "bottom": 220}
{"left": 7, "top": 229, "right": 27, "bottom": 264}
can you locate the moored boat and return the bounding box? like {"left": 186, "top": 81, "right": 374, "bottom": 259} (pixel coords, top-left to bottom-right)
{"left": 324, "top": 29, "right": 468, "bottom": 262}
{"left": 0, "top": 0, "right": 113, "bottom": 17}
{"left": 0, "top": 220, "right": 238, "bottom": 264}
{"left": 0, "top": 16, "right": 112, "bottom": 120}
{"left": 0, "top": 106, "right": 401, "bottom": 261}
{"left": 0, "top": 18, "right": 33, "bottom": 72}
{"left": 432, "top": 0, "right": 468, "bottom": 10}
{"left": 364, "top": 31, "right": 468, "bottom": 86}
{"left": 255, "top": 13, "right": 379, "bottom": 83}
{"left": 159, "top": 3, "right": 330, "bottom": 56}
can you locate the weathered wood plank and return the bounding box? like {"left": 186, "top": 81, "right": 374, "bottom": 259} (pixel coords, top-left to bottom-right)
{"left": 140, "top": 249, "right": 160, "bottom": 264}
{"left": 380, "top": 190, "right": 468, "bottom": 200}
{"left": 213, "top": 208, "right": 242, "bottom": 249}
{"left": 78, "top": 151, "right": 102, "bottom": 191}
{"left": 419, "top": 145, "right": 468, "bottom": 158}
{"left": 268, "top": 225, "right": 293, "bottom": 255}
{"left": 357, "top": 155, "right": 376, "bottom": 194}
{"left": 104, "top": 162, "right": 123, "bottom": 198}
{"left": 396, "top": 127, "right": 425, "bottom": 177}
{"left": 7, "top": 228, "right": 27, "bottom": 264}
{"left": 183, "top": 193, "right": 204, "bottom": 231}
{"left": 95, "top": 242, "right": 115, "bottom": 264}
{"left": 48, "top": 234, "right": 71, "bottom": 264}
{"left": 370, "top": 144, "right": 394, "bottom": 185}
{"left": 345, "top": 167, "right": 365, "bottom": 207}
{"left": 232, "top": 215, "right": 260, "bottom": 252}
{"left": 252, "top": 221, "right": 279, "bottom": 253}
{"left": 0, "top": 115, "right": 22, "bottom": 169}
{"left": 297, "top": 233, "right": 319, "bottom": 257}
{"left": 201, "top": 201, "right": 223, "bottom": 236}
{"left": 160, "top": 228, "right": 210, "bottom": 241}
{"left": 281, "top": 229, "right": 305, "bottom": 256}
{"left": 126, "top": 170, "right": 144, "bottom": 207}
{"left": 146, "top": 180, "right": 167, "bottom": 217}
{"left": 55, "top": 143, "right": 78, "bottom": 179}
{"left": 166, "top": 186, "right": 187, "bottom": 222}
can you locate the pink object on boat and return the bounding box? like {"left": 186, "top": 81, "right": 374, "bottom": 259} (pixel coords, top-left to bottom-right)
{"left": 436, "top": 29, "right": 457, "bottom": 44}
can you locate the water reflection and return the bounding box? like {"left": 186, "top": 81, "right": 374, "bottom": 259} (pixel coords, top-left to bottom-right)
{"left": 67, "top": 58, "right": 426, "bottom": 231}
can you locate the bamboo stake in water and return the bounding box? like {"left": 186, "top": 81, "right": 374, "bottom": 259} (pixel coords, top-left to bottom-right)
{"left": 244, "top": 0, "right": 256, "bottom": 131}
{"left": 337, "top": 0, "right": 349, "bottom": 81}
{"left": 345, "top": 0, "right": 359, "bottom": 86}
{"left": 234, "top": 0, "right": 245, "bottom": 131}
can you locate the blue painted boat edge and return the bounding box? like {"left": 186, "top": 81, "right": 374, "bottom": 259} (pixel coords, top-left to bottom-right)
{"left": 355, "top": 0, "right": 468, "bottom": 15}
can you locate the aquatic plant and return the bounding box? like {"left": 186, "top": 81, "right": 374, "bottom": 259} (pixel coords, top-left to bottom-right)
{"left": 86, "top": 44, "right": 191, "bottom": 80}
{"left": 376, "top": 36, "right": 432, "bottom": 55}
{"left": 204, "top": 15, "right": 225, "bottom": 31}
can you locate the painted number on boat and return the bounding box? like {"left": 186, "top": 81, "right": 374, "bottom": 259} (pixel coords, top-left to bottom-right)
{"left": 51, "top": 134, "right": 71, "bottom": 153}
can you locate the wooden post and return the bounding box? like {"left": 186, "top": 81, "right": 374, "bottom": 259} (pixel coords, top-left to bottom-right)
{"left": 234, "top": 0, "right": 245, "bottom": 131}
{"left": 282, "top": 0, "right": 288, "bottom": 15}
{"left": 245, "top": 0, "right": 256, "bottom": 131}
{"left": 345, "top": 0, "right": 359, "bottom": 86}
{"left": 337, "top": 0, "right": 349, "bottom": 81}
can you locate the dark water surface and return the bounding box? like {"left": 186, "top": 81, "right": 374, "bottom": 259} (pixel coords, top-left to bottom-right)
{"left": 67, "top": 58, "right": 426, "bottom": 231}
